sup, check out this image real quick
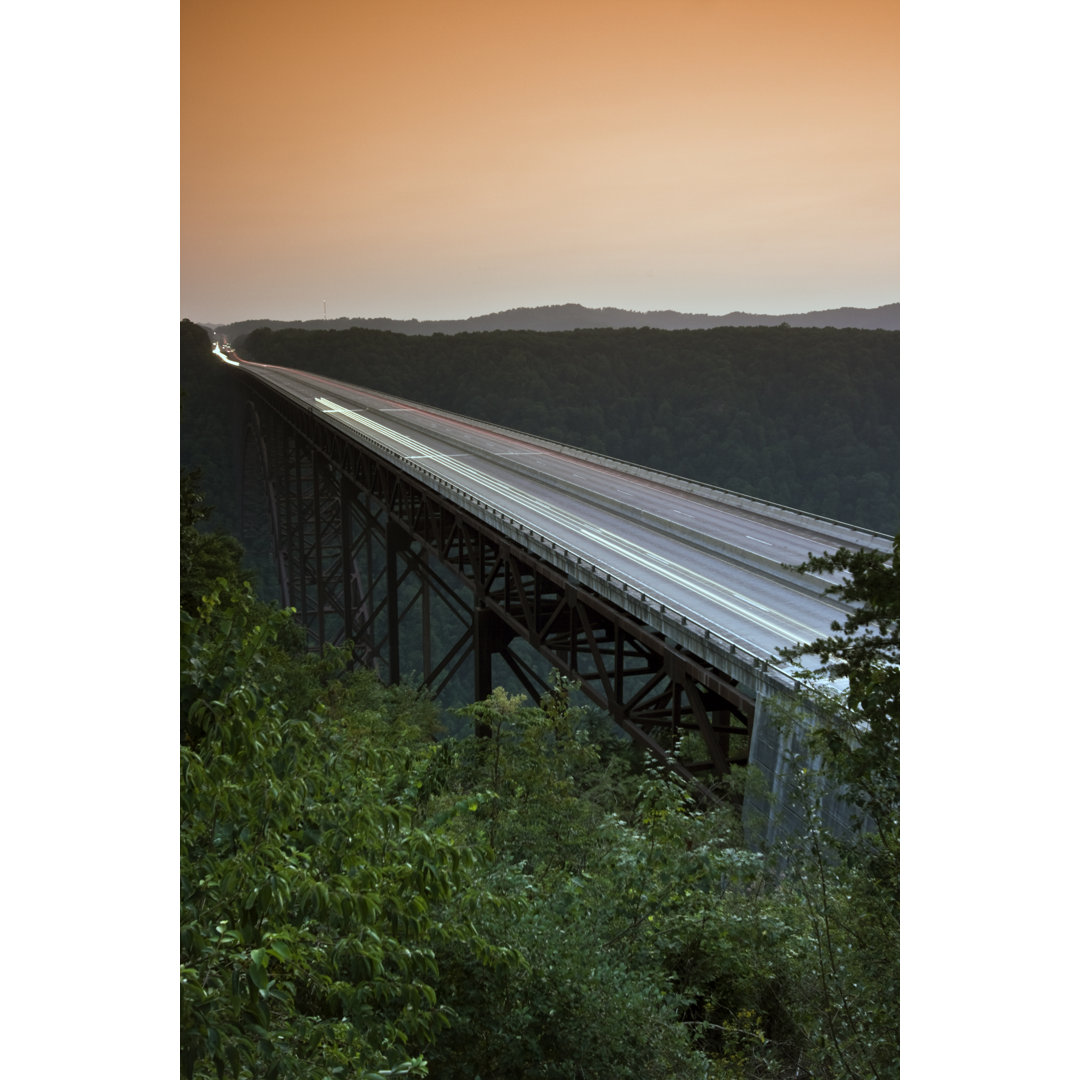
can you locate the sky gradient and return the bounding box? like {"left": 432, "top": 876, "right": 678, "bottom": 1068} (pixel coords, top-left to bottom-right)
{"left": 182, "top": 0, "right": 898, "bottom": 324}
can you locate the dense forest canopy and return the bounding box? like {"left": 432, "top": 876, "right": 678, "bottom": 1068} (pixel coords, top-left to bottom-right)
{"left": 234, "top": 323, "right": 898, "bottom": 536}
{"left": 181, "top": 461, "right": 900, "bottom": 1078}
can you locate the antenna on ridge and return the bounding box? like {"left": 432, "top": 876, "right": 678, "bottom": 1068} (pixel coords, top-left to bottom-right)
{"left": 323, "top": 299, "right": 327, "bottom": 318}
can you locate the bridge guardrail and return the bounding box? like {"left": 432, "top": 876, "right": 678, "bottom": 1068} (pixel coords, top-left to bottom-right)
{"left": 345, "top": 386, "right": 892, "bottom": 546}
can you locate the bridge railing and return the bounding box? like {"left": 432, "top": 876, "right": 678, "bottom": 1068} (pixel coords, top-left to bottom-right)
{"left": 335, "top": 383, "right": 892, "bottom": 546}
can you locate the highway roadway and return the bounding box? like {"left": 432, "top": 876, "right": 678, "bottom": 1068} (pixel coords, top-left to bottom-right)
{"left": 229, "top": 352, "right": 893, "bottom": 671}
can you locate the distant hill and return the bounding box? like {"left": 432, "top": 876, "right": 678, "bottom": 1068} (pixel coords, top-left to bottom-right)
{"left": 207, "top": 302, "right": 899, "bottom": 340}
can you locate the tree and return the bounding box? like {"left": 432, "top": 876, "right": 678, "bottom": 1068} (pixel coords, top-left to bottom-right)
{"left": 781, "top": 534, "right": 899, "bottom": 837}
{"left": 180, "top": 475, "right": 493, "bottom": 1079}
{"left": 419, "top": 688, "right": 716, "bottom": 1079}
{"left": 771, "top": 536, "right": 900, "bottom": 1079}
{"left": 180, "top": 468, "right": 249, "bottom": 620}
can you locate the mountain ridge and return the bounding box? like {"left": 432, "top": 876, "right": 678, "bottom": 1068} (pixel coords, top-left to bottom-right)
{"left": 208, "top": 302, "right": 899, "bottom": 340}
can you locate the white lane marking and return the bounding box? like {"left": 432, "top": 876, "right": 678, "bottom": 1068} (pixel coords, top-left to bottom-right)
{"left": 316, "top": 397, "right": 822, "bottom": 644}
{"left": 578, "top": 527, "right": 822, "bottom": 643}
{"left": 745, "top": 535, "right": 773, "bottom": 546}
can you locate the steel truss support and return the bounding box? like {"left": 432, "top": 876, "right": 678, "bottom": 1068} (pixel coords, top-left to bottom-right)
{"left": 241, "top": 373, "right": 755, "bottom": 792}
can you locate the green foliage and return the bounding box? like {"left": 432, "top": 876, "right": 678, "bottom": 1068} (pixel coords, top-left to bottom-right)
{"left": 419, "top": 687, "right": 841, "bottom": 1078}
{"left": 180, "top": 575, "right": 479, "bottom": 1077}
{"left": 448, "top": 681, "right": 616, "bottom": 868}
{"left": 181, "top": 464, "right": 900, "bottom": 1078}
{"left": 421, "top": 707, "right": 713, "bottom": 1078}
{"left": 180, "top": 476, "right": 496, "bottom": 1079}
{"left": 181, "top": 468, "right": 250, "bottom": 620}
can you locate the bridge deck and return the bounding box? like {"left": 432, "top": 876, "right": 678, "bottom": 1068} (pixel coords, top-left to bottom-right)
{"left": 239, "top": 359, "right": 890, "bottom": 674}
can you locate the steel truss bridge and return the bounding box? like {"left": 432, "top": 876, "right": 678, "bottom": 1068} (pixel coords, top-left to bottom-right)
{"left": 231, "top": 351, "right": 892, "bottom": 805}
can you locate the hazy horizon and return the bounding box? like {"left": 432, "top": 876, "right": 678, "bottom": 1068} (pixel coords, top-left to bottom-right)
{"left": 182, "top": 0, "right": 898, "bottom": 326}
{"left": 196, "top": 298, "right": 899, "bottom": 330}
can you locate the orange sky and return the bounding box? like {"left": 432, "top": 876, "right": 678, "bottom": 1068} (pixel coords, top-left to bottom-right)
{"left": 181, "top": 0, "right": 898, "bottom": 323}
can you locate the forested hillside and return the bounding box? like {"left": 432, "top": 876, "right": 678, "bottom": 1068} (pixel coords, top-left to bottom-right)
{"left": 211, "top": 300, "right": 899, "bottom": 339}
{"left": 236, "top": 323, "right": 898, "bottom": 535}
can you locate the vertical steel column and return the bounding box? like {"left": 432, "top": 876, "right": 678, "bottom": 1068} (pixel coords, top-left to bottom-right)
{"left": 421, "top": 548, "right": 432, "bottom": 681}
{"left": 312, "top": 454, "right": 327, "bottom": 645}
{"left": 240, "top": 403, "right": 290, "bottom": 610}
{"left": 285, "top": 432, "right": 307, "bottom": 631}
{"left": 340, "top": 473, "right": 357, "bottom": 664}
{"left": 279, "top": 423, "right": 297, "bottom": 611}
{"left": 473, "top": 606, "right": 494, "bottom": 704}
{"left": 474, "top": 606, "right": 517, "bottom": 702}
{"left": 472, "top": 605, "right": 498, "bottom": 737}
{"left": 364, "top": 488, "right": 376, "bottom": 667}
{"left": 297, "top": 441, "right": 314, "bottom": 638}
{"left": 386, "top": 520, "right": 404, "bottom": 685}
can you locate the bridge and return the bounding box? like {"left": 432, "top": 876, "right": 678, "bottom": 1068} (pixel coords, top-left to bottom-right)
{"left": 224, "top": 345, "right": 892, "bottom": 826}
